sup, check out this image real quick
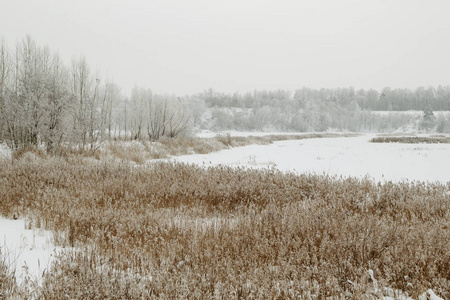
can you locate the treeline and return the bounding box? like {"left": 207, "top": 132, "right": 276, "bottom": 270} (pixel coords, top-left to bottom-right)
{"left": 191, "top": 87, "right": 450, "bottom": 132}
{"left": 0, "top": 37, "right": 192, "bottom": 152}
{"left": 1, "top": 36, "right": 449, "bottom": 151}
{"left": 199, "top": 86, "right": 450, "bottom": 111}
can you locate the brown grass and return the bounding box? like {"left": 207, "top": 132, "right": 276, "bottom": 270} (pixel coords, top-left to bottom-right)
{"left": 105, "top": 133, "right": 357, "bottom": 164}
{"left": 0, "top": 248, "right": 17, "bottom": 299}
{"left": 371, "top": 136, "right": 450, "bottom": 144}
{"left": 0, "top": 153, "right": 449, "bottom": 299}
{"left": 11, "top": 145, "right": 46, "bottom": 161}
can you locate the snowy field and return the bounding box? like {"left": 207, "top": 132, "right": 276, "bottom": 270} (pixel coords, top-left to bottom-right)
{"left": 169, "top": 134, "right": 450, "bottom": 184}
{"left": 0, "top": 134, "right": 448, "bottom": 298}
{"left": 371, "top": 110, "right": 450, "bottom": 117}
{"left": 0, "top": 218, "right": 61, "bottom": 286}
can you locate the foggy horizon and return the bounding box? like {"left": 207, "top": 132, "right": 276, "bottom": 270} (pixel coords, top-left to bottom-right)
{"left": 1, "top": 0, "right": 449, "bottom": 96}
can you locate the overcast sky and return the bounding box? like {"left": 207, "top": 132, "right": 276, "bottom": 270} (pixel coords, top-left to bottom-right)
{"left": 1, "top": 0, "right": 449, "bottom": 96}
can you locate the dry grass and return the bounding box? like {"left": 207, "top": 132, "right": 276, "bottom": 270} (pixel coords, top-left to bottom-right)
{"left": 4, "top": 133, "right": 352, "bottom": 165}
{"left": 11, "top": 145, "right": 47, "bottom": 161}
{"left": 0, "top": 153, "right": 449, "bottom": 299}
{"left": 105, "top": 133, "right": 356, "bottom": 164}
{"left": 375, "top": 133, "right": 417, "bottom": 137}
{"left": 371, "top": 136, "right": 450, "bottom": 144}
{"left": 0, "top": 248, "right": 17, "bottom": 299}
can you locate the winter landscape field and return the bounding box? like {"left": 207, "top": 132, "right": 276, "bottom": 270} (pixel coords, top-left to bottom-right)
{"left": 168, "top": 133, "right": 450, "bottom": 183}
{"left": 1, "top": 1, "right": 450, "bottom": 298}
{"left": 1, "top": 133, "right": 449, "bottom": 299}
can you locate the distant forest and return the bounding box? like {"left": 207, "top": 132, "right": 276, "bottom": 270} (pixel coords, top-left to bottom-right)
{"left": 1, "top": 37, "right": 450, "bottom": 152}
{"left": 200, "top": 86, "right": 450, "bottom": 111}
{"left": 193, "top": 87, "right": 450, "bottom": 133}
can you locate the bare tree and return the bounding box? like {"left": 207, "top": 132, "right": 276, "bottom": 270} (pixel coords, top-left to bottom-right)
{"left": 148, "top": 95, "right": 167, "bottom": 141}
{"left": 1, "top": 36, "right": 48, "bottom": 148}
{"left": 99, "top": 81, "right": 121, "bottom": 139}
{"left": 71, "top": 56, "right": 101, "bottom": 148}
{"left": 166, "top": 98, "right": 191, "bottom": 138}
{"left": 0, "top": 36, "right": 194, "bottom": 151}
{"left": 129, "top": 87, "right": 147, "bottom": 140}
{"left": 0, "top": 38, "right": 10, "bottom": 142}
{"left": 148, "top": 94, "right": 191, "bottom": 141}
{"left": 0, "top": 37, "right": 73, "bottom": 150}
{"left": 42, "top": 53, "right": 72, "bottom": 152}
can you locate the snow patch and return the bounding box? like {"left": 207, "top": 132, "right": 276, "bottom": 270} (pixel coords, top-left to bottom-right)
{"left": 0, "top": 216, "right": 62, "bottom": 287}
{"left": 0, "top": 143, "right": 11, "bottom": 159}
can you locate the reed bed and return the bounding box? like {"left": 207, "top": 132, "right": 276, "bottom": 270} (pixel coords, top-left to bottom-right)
{"left": 0, "top": 150, "right": 449, "bottom": 299}
{"left": 371, "top": 136, "right": 450, "bottom": 144}
{"left": 106, "top": 133, "right": 355, "bottom": 164}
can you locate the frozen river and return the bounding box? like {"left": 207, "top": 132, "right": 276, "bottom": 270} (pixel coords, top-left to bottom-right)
{"left": 168, "top": 134, "right": 450, "bottom": 183}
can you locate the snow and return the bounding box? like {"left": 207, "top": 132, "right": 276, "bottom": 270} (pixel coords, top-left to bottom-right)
{"left": 367, "top": 269, "right": 445, "bottom": 300}
{"left": 1, "top": 145, "right": 59, "bottom": 288}
{"left": 0, "top": 217, "right": 61, "bottom": 287}
{"left": 423, "top": 289, "right": 445, "bottom": 300}
{"left": 379, "top": 287, "right": 444, "bottom": 300}
{"left": 167, "top": 134, "right": 450, "bottom": 183}
{"left": 0, "top": 134, "right": 448, "bottom": 297}
{"left": 371, "top": 110, "right": 450, "bottom": 117}
{"left": 162, "top": 133, "right": 449, "bottom": 297}
{"left": 0, "top": 142, "right": 11, "bottom": 159}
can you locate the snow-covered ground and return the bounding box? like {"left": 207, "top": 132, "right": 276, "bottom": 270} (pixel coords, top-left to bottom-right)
{"left": 168, "top": 134, "right": 450, "bottom": 183}
{"left": 0, "top": 145, "right": 61, "bottom": 288}
{"left": 0, "top": 134, "right": 447, "bottom": 298}
{"left": 0, "top": 218, "right": 61, "bottom": 287}
{"left": 0, "top": 142, "right": 11, "bottom": 159}
{"left": 370, "top": 110, "right": 450, "bottom": 117}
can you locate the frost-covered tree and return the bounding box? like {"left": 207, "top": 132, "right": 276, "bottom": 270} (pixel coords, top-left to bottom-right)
{"left": 71, "top": 56, "right": 102, "bottom": 147}
{"left": 40, "top": 53, "right": 73, "bottom": 152}
{"left": 129, "top": 86, "right": 148, "bottom": 140}
{"left": 124, "top": 88, "right": 192, "bottom": 141}
{"left": 1, "top": 37, "right": 50, "bottom": 148}
{"left": 0, "top": 37, "right": 74, "bottom": 150}
{"left": 99, "top": 81, "right": 122, "bottom": 139}
{"left": 0, "top": 38, "right": 10, "bottom": 143}
{"left": 0, "top": 36, "right": 195, "bottom": 151}
{"left": 147, "top": 94, "right": 191, "bottom": 141}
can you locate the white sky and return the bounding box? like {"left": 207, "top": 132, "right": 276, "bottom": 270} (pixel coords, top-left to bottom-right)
{"left": 1, "top": 0, "right": 449, "bottom": 96}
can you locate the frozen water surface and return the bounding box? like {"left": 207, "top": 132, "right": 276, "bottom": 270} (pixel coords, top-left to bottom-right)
{"left": 168, "top": 134, "right": 450, "bottom": 183}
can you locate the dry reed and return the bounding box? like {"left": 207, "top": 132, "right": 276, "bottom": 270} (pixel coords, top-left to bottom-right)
{"left": 0, "top": 151, "right": 448, "bottom": 298}
{"left": 371, "top": 136, "right": 450, "bottom": 144}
